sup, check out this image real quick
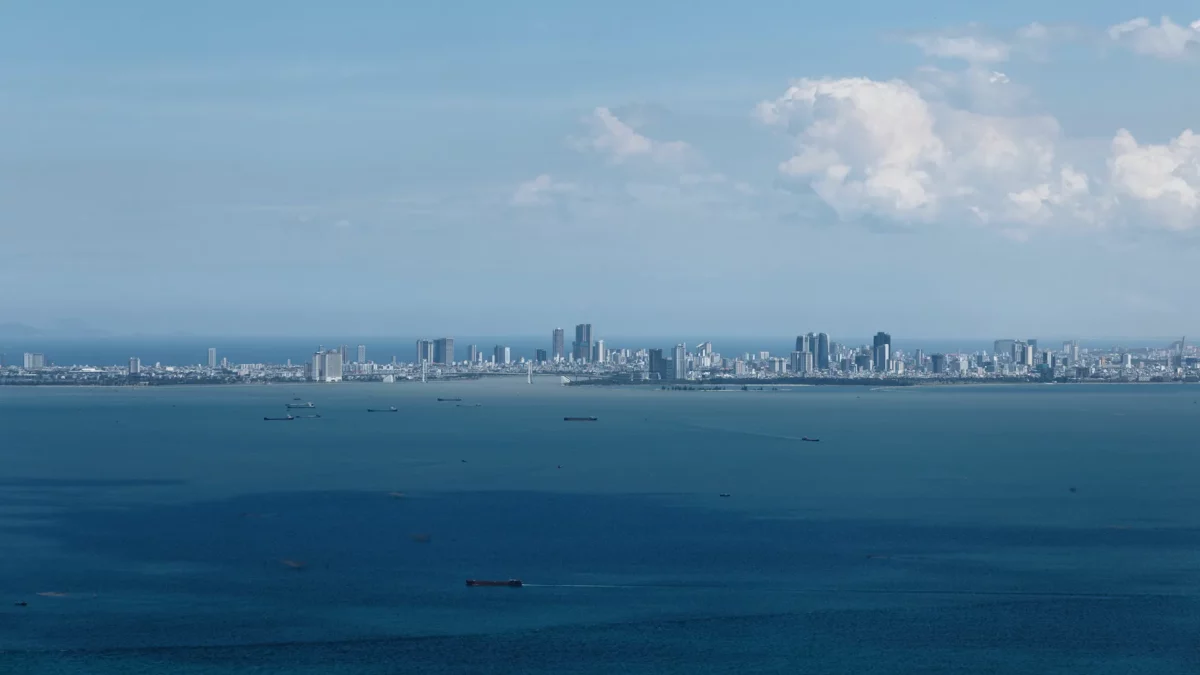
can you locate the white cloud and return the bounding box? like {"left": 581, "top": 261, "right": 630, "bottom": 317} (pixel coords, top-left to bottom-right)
{"left": 576, "top": 107, "right": 691, "bottom": 165}
{"left": 1107, "top": 16, "right": 1200, "bottom": 60}
{"left": 1109, "top": 128, "right": 1200, "bottom": 229}
{"left": 757, "top": 76, "right": 1090, "bottom": 231}
{"left": 510, "top": 174, "right": 575, "bottom": 206}
{"left": 908, "top": 34, "right": 1010, "bottom": 63}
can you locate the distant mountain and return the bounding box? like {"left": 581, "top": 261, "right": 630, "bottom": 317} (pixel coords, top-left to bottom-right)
{"left": 0, "top": 322, "right": 44, "bottom": 338}
{"left": 0, "top": 321, "right": 112, "bottom": 339}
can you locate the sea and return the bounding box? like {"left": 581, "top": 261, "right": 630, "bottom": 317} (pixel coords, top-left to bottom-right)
{"left": 1, "top": 379, "right": 1198, "bottom": 673}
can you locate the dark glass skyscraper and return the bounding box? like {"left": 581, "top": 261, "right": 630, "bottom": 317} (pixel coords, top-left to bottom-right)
{"left": 573, "top": 323, "right": 592, "bottom": 362}
{"left": 872, "top": 332, "right": 891, "bottom": 372}
{"left": 433, "top": 338, "right": 454, "bottom": 365}
{"left": 817, "top": 333, "right": 830, "bottom": 370}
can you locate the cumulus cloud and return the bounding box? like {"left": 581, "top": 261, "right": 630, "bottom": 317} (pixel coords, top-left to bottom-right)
{"left": 575, "top": 107, "right": 691, "bottom": 165}
{"left": 908, "top": 33, "right": 1010, "bottom": 63}
{"left": 756, "top": 76, "right": 1091, "bottom": 230}
{"left": 1109, "top": 129, "right": 1200, "bottom": 229}
{"left": 1107, "top": 16, "right": 1200, "bottom": 60}
{"left": 511, "top": 174, "right": 575, "bottom": 206}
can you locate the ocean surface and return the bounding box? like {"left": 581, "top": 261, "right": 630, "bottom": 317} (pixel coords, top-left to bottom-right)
{"left": 1, "top": 380, "right": 1198, "bottom": 673}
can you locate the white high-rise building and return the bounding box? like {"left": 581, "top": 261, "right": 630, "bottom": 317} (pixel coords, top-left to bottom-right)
{"left": 129, "top": 357, "right": 141, "bottom": 374}
{"left": 207, "top": 348, "right": 217, "bottom": 369}
{"left": 23, "top": 353, "right": 45, "bottom": 370}
{"left": 357, "top": 344, "right": 367, "bottom": 363}
{"left": 673, "top": 344, "right": 687, "bottom": 380}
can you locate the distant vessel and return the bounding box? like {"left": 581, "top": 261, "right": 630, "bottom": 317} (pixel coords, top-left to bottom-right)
{"left": 368, "top": 406, "right": 398, "bottom": 412}
{"left": 292, "top": 397, "right": 302, "bottom": 401}
{"left": 564, "top": 416, "right": 598, "bottom": 422}
{"left": 457, "top": 404, "right": 482, "bottom": 408}
{"left": 286, "top": 402, "right": 315, "bottom": 409}
{"left": 801, "top": 437, "right": 820, "bottom": 442}
{"left": 719, "top": 493, "right": 731, "bottom": 498}
{"left": 437, "top": 398, "right": 462, "bottom": 402}
{"left": 264, "top": 415, "right": 295, "bottom": 421}
{"left": 296, "top": 414, "right": 321, "bottom": 419}
{"left": 466, "top": 579, "right": 522, "bottom": 587}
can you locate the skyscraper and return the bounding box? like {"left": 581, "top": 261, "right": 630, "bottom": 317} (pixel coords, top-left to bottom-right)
{"left": 339, "top": 345, "right": 348, "bottom": 365}
{"left": 415, "top": 340, "right": 434, "bottom": 364}
{"left": 207, "top": 348, "right": 217, "bottom": 369}
{"left": 493, "top": 345, "right": 511, "bottom": 365}
{"left": 433, "top": 338, "right": 454, "bottom": 365}
{"left": 872, "top": 332, "right": 891, "bottom": 372}
{"left": 552, "top": 328, "right": 565, "bottom": 362}
{"left": 129, "top": 357, "right": 141, "bottom": 375}
{"left": 816, "top": 333, "right": 830, "bottom": 370}
{"left": 795, "top": 334, "right": 813, "bottom": 354}
{"left": 594, "top": 339, "right": 607, "bottom": 363}
{"left": 791, "top": 350, "right": 813, "bottom": 374}
{"left": 930, "top": 353, "right": 947, "bottom": 374}
{"left": 673, "top": 344, "right": 687, "bottom": 380}
{"left": 23, "top": 353, "right": 46, "bottom": 370}
{"left": 648, "top": 349, "right": 665, "bottom": 379}
{"left": 308, "top": 350, "right": 343, "bottom": 382}
{"left": 468, "top": 344, "right": 479, "bottom": 364}
{"left": 357, "top": 344, "right": 367, "bottom": 364}
{"left": 573, "top": 324, "right": 592, "bottom": 362}
{"left": 535, "top": 349, "right": 548, "bottom": 363}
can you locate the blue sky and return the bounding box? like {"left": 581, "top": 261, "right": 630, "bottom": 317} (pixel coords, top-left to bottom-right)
{"left": 3, "top": 2, "right": 1200, "bottom": 338}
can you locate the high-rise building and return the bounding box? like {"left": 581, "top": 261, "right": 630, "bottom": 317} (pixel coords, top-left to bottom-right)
{"left": 493, "top": 345, "right": 511, "bottom": 365}
{"left": 673, "top": 344, "right": 687, "bottom": 380}
{"left": 535, "top": 349, "right": 548, "bottom": 363}
{"left": 1122, "top": 353, "right": 1133, "bottom": 368}
{"left": 23, "top": 353, "right": 46, "bottom": 370}
{"left": 468, "top": 345, "right": 479, "bottom": 364}
{"left": 207, "top": 348, "right": 217, "bottom": 369}
{"left": 552, "top": 328, "right": 565, "bottom": 362}
{"left": 914, "top": 349, "right": 925, "bottom": 372}
{"left": 573, "top": 324, "right": 592, "bottom": 362}
{"left": 733, "top": 359, "right": 746, "bottom": 376}
{"left": 697, "top": 342, "right": 713, "bottom": 357}
{"left": 433, "top": 338, "right": 454, "bottom": 365}
{"left": 872, "top": 332, "right": 891, "bottom": 372}
{"left": 308, "top": 350, "right": 343, "bottom": 382}
{"left": 415, "top": 340, "right": 434, "bottom": 364}
{"left": 338, "top": 344, "right": 348, "bottom": 365}
{"left": 594, "top": 339, "right": 607, "bottom": 363}
{"left": 791, "top": 350, "right": 814, "bottom": 374}
{"left": 816, "top": 333, "right": 830, "bottom": 370}
{"left": 357, "top": 344, "right": 367, "bottom": 364}
{"left": 796, "top": 334, "right": 813, "bottom": 354}
{"left": 854, "top": 353, "right": 872, "bottom": 372}
{"left": 1020, "top": 344, "right": 1034, "bottom": 367}
{"left": 930, "top": 353, "right": 947, "bottom": 374}
{"left": 129, "top": 357, "right": 141, "bottom": 374}
{"left": 648, "top": 349, "right": 665, "bottom": 379}
{"left": 994, "top": 340, "right": 1015, "bottom": 361}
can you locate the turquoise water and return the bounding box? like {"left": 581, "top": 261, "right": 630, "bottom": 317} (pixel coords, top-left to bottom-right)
{"left": 1, "top": 381, "right": 1198, "bottom": 673}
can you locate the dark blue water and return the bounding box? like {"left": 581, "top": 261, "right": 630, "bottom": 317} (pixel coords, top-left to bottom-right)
{"left": 1, "top": 381, "right": 1198, "bottom": 673}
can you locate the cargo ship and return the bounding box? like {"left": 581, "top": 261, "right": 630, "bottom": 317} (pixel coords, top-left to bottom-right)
{"left": 801, "top": 437, "right": 820, "bottom": 442}
{"left": 437, "top": 397, "right": 462, "bottom": 402}
{"left": 564, "top": 416, "right": 598, "bottom": 422}
{"left": 286, "top": 402, "right": 315, "bottom": 409}
{"left": 466, "top": 579, "right": 522, "bottom": 587}
{"left": 368, "top": 406, "right": 398, "bottom": 412}
{"left": 264, "top": 415, "right": 295, "bottom": 421}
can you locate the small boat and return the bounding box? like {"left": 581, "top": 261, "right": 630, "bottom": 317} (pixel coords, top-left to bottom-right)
{"left": 296, "top": 414, "right": 321, "bottom": 419}
{"left": 466, "top": 579, "right": 522, "bottom": 587}
{"left": 368, "top": 406, "right": 398, "bottom": 412}
{"left": 286, "top": 402, "right": 315, "bottom": 409}
{"left": 719, "top": 493, "right": 731, "bottom": 498}
{"left": 292, "top": 397, "right": 302, "bottom": 401}
{"left": 264, "top": 415, "right": 295, "bottom": 421}
{"left": 457, "top": 404, "right": 482, "bottom": 408}
{"left": 564, "top": 416, "right": 598, "bottom": 422}
{"left": 437, "top": 397, "right": 462, "bottom": 402}
{"left": 801, "top": 437, "right": 820, "bottom": 442}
